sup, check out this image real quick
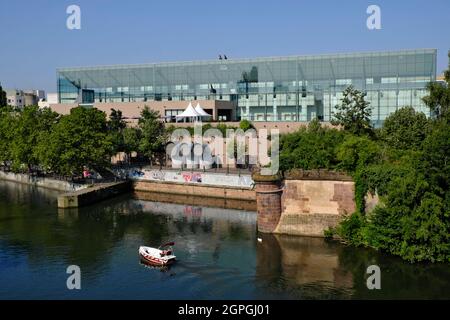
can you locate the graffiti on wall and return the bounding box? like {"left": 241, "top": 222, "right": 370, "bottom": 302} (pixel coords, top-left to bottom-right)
{"left": 113, "top": 168, "right": 253, "bottom": 188}
{"left": 182, "top": 173, "right": 202, "bottom": 183}
{"left": 151, "top": 170, "right": 166, "bottom": 181}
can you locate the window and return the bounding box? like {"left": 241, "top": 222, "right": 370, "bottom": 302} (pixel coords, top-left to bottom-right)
{"left": 381, "top": 77, "right": 397, "bottom": 84}
{"left": 336, "top": 79, "right": 352, "bottom": 85}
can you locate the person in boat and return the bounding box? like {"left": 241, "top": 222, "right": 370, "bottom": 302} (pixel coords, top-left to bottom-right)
{"left": 159, "top": 242, "right": 174, "bottom": 257}
{"left": 83, "top": 168, "right": 91, "bottom": 179}
{"left": 160, "top": 249, "right": 172, "bottom": 257}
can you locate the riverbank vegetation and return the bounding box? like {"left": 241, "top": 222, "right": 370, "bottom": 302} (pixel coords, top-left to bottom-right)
{"left": 279, "top": 70, "right": 450, "bottom": 263}
{"left": 0, "top": 102, "right": 251, "bottom": 176}
{"left": 0, "top": 105, "right": 169, "bottom": 176}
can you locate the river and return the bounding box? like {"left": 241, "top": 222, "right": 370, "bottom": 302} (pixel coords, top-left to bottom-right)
{"left": 0, "top": 180, "right": 448, "bottom": 299}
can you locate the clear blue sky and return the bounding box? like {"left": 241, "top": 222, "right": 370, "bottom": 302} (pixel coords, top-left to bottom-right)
{"left": 1, "top": 0, "right": 448, "bottom": 92}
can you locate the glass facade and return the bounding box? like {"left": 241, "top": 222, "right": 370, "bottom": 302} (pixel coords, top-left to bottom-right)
{"left": 57, "top": 49, "right": 436, "bottom": 125}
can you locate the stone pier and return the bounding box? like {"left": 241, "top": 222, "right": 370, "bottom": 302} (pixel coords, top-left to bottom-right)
{"left": 252, "top": 172, "right": 283, "bottom": 233}
{"left": 253, "top": 169, "right": 358, "bottom": 237}
{"left": 57, "top": 181, "right": 131, "bottom": 208}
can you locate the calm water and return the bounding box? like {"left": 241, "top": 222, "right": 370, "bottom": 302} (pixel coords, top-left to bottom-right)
{"left": 0, "top": 180, "right": 449, "bottom": 300}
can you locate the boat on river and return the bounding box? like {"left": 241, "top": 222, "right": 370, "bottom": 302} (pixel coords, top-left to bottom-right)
{"left": 139, "top": 242, "right": 176, "bottom": 266}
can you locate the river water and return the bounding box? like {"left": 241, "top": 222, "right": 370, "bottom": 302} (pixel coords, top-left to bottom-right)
{"left": 0, "top": 180, "right": 448, "bottom": 300}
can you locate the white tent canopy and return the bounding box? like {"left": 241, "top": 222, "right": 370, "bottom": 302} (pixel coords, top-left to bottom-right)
{"left": 194, "top": 103, "right": 212, "bottom": 117}
{"left": 176, "top": 102, "right": 201, "bottom": 122}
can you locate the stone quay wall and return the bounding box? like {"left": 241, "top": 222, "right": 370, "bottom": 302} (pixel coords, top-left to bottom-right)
{"left": 0, "top": 171, "right": 86, "bottom": 192}
{"left": 57, "top": 181, "right": 131, "bottom": 208}
{"left": 253, "top": 170, "right": 357, "bottom": 237}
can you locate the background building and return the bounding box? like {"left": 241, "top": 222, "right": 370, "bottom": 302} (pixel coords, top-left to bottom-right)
{"left": 5, "top": 89, "right": 42, "bottom": 108}
{"left": 55, "top": 49, "right": 437, "bottom": 126}
{"left": 38, "top": 93, "right": 58, "bottom": 109}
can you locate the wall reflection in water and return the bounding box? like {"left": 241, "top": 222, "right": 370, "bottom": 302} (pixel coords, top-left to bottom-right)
{"left": 133, "top": 191, "right": 256, "bottom": 211}
{"left": 1, "top": 180, "right": 449, "bottom": 299}
{"left": 256, "top": 234, "right": 354, "bottom": 299}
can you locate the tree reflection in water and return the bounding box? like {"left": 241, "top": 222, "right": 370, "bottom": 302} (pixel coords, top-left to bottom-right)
{"left": 1, "top": 180, "right": 449, "bottom": 299}
{"left": 255, "top": 234, "right": 354, "bottom": 299}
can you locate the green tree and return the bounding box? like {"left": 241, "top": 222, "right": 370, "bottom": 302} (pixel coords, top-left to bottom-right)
{"left": 379, "top": 106, "right": 429, "bottom": 150}
{"left": 364, "top": 168, "right": 450, "bottom": 263}
{"left": 0, "top": 83, "right": 7, "bottom": 107}
{"left": 332, "top": 85, "right": 373, "bottom": 136}
{"left": 280, "top": 121, "right": 345, "bottom": 171}
{"left": 9, "top": 106, "right": 59, "bottom": 172}
{"left": 138, "top": 107, "right": 166, "bottom": 165}
{"left": 108, "top": 108, "right": 126, "bottom": 131}
{"left": 39, "top": 107, "right": 114, "bottom": 175}
{"left": 123, "top": 127, "right": 141, "bottom": 163}
{"left": 0, "top": 106, "right": 14, "bottom": 165}
{"left": 108, "top": 108, "right": 127, "bottom": 154}
{"left": 336, "top": 135, "right": 381, "bottom": 173}
{"left": 422, "top": 52, "right": 450, "bottom": 118}
{"left": 420, "top": 115, "right": 450, "bottom": 197}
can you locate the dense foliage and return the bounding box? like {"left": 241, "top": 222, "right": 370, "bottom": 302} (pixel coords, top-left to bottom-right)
{"left": 38, "top": 107, "right": 114, "bottom": 175}
{"left": 0, "top": 84, "right": 6, "bottom": 107}
{"left": 280, "top": 80, "right": 450, "bottom": 263}
{"left": 138, "top": 107, "right": 167, "bottom": 165}
{"left": 379, "top": 106, "right": 429, "bottom": 150}
{"left": 422, "top": 52, "right": 450, "bottom": 118}
{"left": 280, "top": 119, "right": 345, "bottom": 171}
{"left": 331, "top": 85, "right": 373, "bottom": 136}
{"left": 0, "top": 106, "right": 166, "bottom": 176}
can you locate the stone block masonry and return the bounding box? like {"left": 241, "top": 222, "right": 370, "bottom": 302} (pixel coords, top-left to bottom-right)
{"left": 252, "top": 173, "right": 283, "bottom": 233}
{"left": 133, "top": 180, "right": 255, "bottom": 202}
{"left": 253, "top": 170, "right": 357, "bottom": 237}
{"left": 58, "top": 181, "right": 131, "bottom": 208}
{"left": 0, "top": 171, "right": 86, "bottom": 192}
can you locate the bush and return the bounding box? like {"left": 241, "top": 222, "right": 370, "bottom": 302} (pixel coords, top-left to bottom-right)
{"left": 279, "top": 123, "right": 345, "bottom": 171}
{"left": 380, "top": 106, "right": 429, "bottom": 150}
{"left": 335, "top": 212, "right": 366, "bottom": 245}
{"left": 336, "top": 135, "right": 381, "bottom": 173}
{"left": 239, "top": 119, "right": 254, "bottom": 131}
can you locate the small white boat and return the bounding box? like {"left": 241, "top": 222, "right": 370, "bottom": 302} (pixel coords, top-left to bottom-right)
{"left": 139, "top": 242, "right": 176, "bottom": 266}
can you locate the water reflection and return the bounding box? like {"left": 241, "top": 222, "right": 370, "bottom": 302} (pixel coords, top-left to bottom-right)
{"left": 134, "top": 191, "right": 256, "bottom": 211}
{"left": 256, "top": 234, "right": 354, "bottom": 299}
{"left": 139, "top": 260, "right": 175, "bottom": 274}
{"left": 0, "top": 180, "right": 449, "bottom": 300}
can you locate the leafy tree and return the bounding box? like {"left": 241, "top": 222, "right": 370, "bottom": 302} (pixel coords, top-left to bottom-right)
{"left": 336, "top": 135, "right": 381, "bottom": 173}
{"left": 0, "top": 106, "right": 14, "bottom": 165}
{"left": 9, "top": 106, "right": 59, "bottom": 172}
{"left": 108, "top": 109, "right": 127, "bottom": 154}
{"left": 280, "top": 121, "right": 345, "bottom": 171}
{"left": 422, "top": 52, "right": 450, "bottom": 118}
{"left": 0, "top": 84, "right": 7, "bottom": 107}
{"left": 364, "top": 168, "right": 449, "bottom": 263}
{"left": 138, "top": 107, "right": 166, "bottom": 165}
{"left": 420, "top": 115, "right": 450, "bottom": 197}
{"left": 39, "top": 107, "right": 114, "bottom": 175}
{"left": 379, "top": 106, "right": 429, "bottom": 150}
{"left": 123, "top": 127, "right": 141, "bottom": 163}
{"left": 332, "top": 85, "right": 373, "bottom": 136}
{"left": 108, "top": 108, "right": 126, "bottom": 132}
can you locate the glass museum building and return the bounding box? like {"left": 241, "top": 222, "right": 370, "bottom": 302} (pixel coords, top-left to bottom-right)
{"left": 56, "top": 49, "right": 437, "bottom": 125}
